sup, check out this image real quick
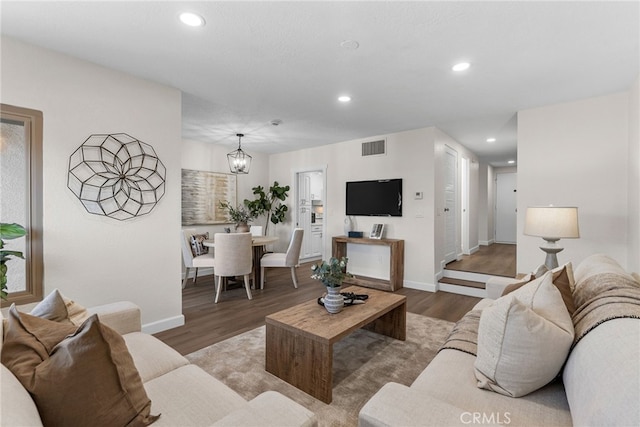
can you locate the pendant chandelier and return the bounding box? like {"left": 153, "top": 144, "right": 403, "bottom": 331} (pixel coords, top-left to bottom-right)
{"left": 227, "top": 133, "right": 252, "bottom": 174}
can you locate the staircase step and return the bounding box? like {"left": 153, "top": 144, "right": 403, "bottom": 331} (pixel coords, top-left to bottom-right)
{"left": 439, "top": 277, "right": 485, "bottom": 289}
{"left": 442, "top": 269, "right": 494, "bottom": 283}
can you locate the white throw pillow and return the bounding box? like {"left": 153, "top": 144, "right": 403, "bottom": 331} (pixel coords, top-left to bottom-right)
{"left": 507, "top": 270, "right": 572, "bottom": 329}
{"left": 474, "top": 272, "right": 574, "bottom": 397}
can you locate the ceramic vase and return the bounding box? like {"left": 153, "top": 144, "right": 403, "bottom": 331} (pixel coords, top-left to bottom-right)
{"left": 236, "top": 222, "right": 250, "bottom": 233}
{"left": 344, "top": 217, "right": 353, "bottom": 235}
{"left": 324, "top": 285, "right": 344, "bottom": 314}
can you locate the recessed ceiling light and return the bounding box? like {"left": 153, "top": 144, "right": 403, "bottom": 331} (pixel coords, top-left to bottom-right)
{"left": 452, "top": 62, "right": 470, "bottom": 72}
{"left": 338, "top": 95, "right": 351, "bottom": 103}
{"left": 508, "top": 160, "right": 515, "bottom": 164}
{"left": 179, "top": 12, "right": 205, "bottom": 27}
{"left": 486, "top": 137, "right": 496, "bottom": 143}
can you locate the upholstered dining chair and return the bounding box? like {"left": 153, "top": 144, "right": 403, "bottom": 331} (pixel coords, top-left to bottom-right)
{"left": 213, "top": 232, "right": 253, "bottom": 303}
{"left": 181, "top": 228, "right": 215, "bottom": 289}
{"left": 260, "top": 228, "right": 304, "bottom": 289}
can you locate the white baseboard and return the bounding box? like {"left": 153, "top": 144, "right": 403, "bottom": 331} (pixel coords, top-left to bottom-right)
{"left": 479, "top": 239, "right": 495, "bottom": 246}
{"left": 469, "top": 245, "right": 480, "bottom": 254}
{"left": 142, "top": 315, "right": 185, "bottom": 334}
{"left": 403, "top": 280, "right": 437, "bottom": 293}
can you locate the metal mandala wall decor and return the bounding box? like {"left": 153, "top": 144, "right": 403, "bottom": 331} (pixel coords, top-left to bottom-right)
{"left": 67, "top": 133, "right": 166, "bottom": 221}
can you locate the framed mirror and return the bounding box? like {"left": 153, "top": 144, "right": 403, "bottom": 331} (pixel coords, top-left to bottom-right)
{"left": 1, "top": 104, "right": 43, "bottom": 307}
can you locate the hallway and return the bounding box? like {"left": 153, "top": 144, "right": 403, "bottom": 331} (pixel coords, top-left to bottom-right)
{"left": 438, "top": 244, "right": 516, "bottom": 296}
{"left": 445, "top": 243, "right": 516, "bottom": 278}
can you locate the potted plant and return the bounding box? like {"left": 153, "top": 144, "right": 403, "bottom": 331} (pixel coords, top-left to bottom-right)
{"left": 1, "top": 223, "right": 26, "bottom": 300}
{"left": 311, "top": 257, "right": 353, "bottom": 313}
{"left": 245, "top": 181, "right": 290, "bottom": 235}
{"left": 219, "top": 201, "right": 255, "bottom": 232}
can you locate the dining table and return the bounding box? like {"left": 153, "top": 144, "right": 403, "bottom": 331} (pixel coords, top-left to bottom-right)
{"left": 203, "top": 235, "right": 278, "bottom": 289}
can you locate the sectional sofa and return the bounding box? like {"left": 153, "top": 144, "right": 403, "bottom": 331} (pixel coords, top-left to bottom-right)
{"left": 1, "top": 293, "right": 316, "bottom": 426}
{"left": 360, "top": 254, "right": 640, "bottom": 426}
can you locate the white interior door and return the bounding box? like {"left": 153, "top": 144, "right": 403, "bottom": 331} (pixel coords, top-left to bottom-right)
{"left": 444, "top": 146, "right": 458, "bottom": 263}
{"left": 297, "top": 172, "right": 312, "bottom": 258}
{"left": 495, "top": 172, "right": 517, "bottom": 243}
{"left": 461, "top": 157, "right": 470, "bottom": 255}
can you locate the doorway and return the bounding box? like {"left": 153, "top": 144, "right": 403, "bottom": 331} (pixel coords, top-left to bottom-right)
{"left": 295, "top": 168, "right": 326, "bottom": 260}
{"left": 444, "top": 145, "right": 458, "bottom": 263}
{"left": 495, "top": 172, "right": 517, "bottom": 243}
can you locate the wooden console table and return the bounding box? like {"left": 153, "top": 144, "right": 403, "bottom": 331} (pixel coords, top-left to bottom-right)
{"left": 332, "top": 236, "right": 404, "bottom": 291}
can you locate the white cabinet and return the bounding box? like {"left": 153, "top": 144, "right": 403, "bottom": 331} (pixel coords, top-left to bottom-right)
{"left": 311, "top": 225, "right": 322, "bottom": 256}
{"left": 297, "top": 171, "right": 324, "bottom": 260}
{"left": 309, "top": 173, "right": 323, "bottom": 201}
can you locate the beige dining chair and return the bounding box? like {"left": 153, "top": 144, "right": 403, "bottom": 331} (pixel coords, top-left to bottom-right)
{"left": 260, "top": 228, "right": 304, "bottom": 289}
{"left": 181, "top": 228, "right": 215, "bottom": 289}
{"left": 213, "top": 232, "right": 253, "bottom": 303}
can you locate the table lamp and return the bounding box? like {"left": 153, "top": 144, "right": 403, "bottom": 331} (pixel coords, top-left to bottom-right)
{"left": 524, "top": 206, "right": 580, "bottom": 269}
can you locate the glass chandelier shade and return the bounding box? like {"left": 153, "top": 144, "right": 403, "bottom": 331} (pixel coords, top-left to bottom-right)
{"left": 227, "top": 133, "right": 252, "bottom": 174}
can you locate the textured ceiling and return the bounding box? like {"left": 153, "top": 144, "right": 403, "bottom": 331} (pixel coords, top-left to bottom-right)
{"left": 1, "top": 1, "right": 638, "bottom": 166}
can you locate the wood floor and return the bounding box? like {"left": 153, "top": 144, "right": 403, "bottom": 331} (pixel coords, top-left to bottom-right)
{"left": 154, "top": 262, "right": 481, "bottom": 355}
{"left": 445, "top": 243, "right": 516, "bottom": 277}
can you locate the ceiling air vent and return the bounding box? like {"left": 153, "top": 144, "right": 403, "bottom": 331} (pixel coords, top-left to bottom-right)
{"left": 361, "top": 139, "right": 386, "bottom": 157}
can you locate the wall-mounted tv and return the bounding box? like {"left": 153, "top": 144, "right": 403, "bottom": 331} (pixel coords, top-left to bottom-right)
{"left": 346, "top": 179, "right": 402, "bottom": 216}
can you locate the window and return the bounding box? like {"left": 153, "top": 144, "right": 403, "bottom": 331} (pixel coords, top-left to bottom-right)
{"left": 1, "top": 104, "right": 43, "bottom": 307}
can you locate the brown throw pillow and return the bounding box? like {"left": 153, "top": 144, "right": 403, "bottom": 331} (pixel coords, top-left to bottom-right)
{"left": 2, "top": 305, "right": 78, "bottom": 380}
{"left": 551, "top": 263, "right": 576, "bottom": 316}
{"left": 1, "top": 308, "right": 159, "bottom": 427}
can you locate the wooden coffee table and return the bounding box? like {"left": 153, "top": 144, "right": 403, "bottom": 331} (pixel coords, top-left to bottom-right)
{"left": 265, "top": 285, "right": 406, "bottom": 403}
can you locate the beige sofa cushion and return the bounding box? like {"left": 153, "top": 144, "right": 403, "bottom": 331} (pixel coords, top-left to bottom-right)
{"left": 0, "top": 365, "right": 43, "bottom": 427}
{"left": 144, "top": 364, "right": 248, "bottom": 426}
{"left": 124, "top": 332, "right": 190, "bottom": 382}
{"left": 411, "top": 350, "right": 571, "bottom": 426}
{"left": 213, "top": 391, "right": 316, "bottom": 427}
{"left": 474, "top": 294, "right": 573, "bottom": 397}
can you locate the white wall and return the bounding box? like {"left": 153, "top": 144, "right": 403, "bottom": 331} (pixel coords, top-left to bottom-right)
{"left": 517, "top": 92, "right": 630, "bottom": 273}
{"left": 1, "top": 37, "right": 183, "bottom": 333}
{"left": 628, "top": 76, "right": 640, "bottom": 273}
{"left": 269, "top": 126, "right": 478, "bottom": 290}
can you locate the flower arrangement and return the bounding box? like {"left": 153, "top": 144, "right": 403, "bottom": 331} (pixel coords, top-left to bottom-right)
{"left": 310, "top": 257, "right": 353, "bottom": 288}
{"left": 219, "top": 200, "right": 255, "bottom": 224}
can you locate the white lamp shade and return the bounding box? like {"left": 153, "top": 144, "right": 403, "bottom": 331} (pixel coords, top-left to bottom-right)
{"left": 524, "top": 206, "right": 580, "bottom": 239}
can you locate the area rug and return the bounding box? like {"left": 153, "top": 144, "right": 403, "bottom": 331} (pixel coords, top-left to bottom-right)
{"left": 186, "top": 312, "right": 454, "bottom": 426}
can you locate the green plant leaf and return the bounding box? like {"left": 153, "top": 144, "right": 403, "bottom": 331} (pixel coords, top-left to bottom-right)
{"left": 0, "top": 223, "right": 26, "bottom": 240}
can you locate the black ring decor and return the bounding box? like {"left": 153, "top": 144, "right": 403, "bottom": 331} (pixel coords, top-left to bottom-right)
{"left": 67, "top": 133, "right": 166, "bottom": 221}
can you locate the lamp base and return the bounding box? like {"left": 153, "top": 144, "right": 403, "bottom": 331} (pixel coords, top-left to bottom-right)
{"left": 539, "top": 237, "right": 563, "bottom": 270}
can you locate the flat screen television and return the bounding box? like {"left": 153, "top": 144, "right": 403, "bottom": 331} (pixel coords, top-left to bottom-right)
{"left": 346, "top": 179, "right": 402, "bottom": 216}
